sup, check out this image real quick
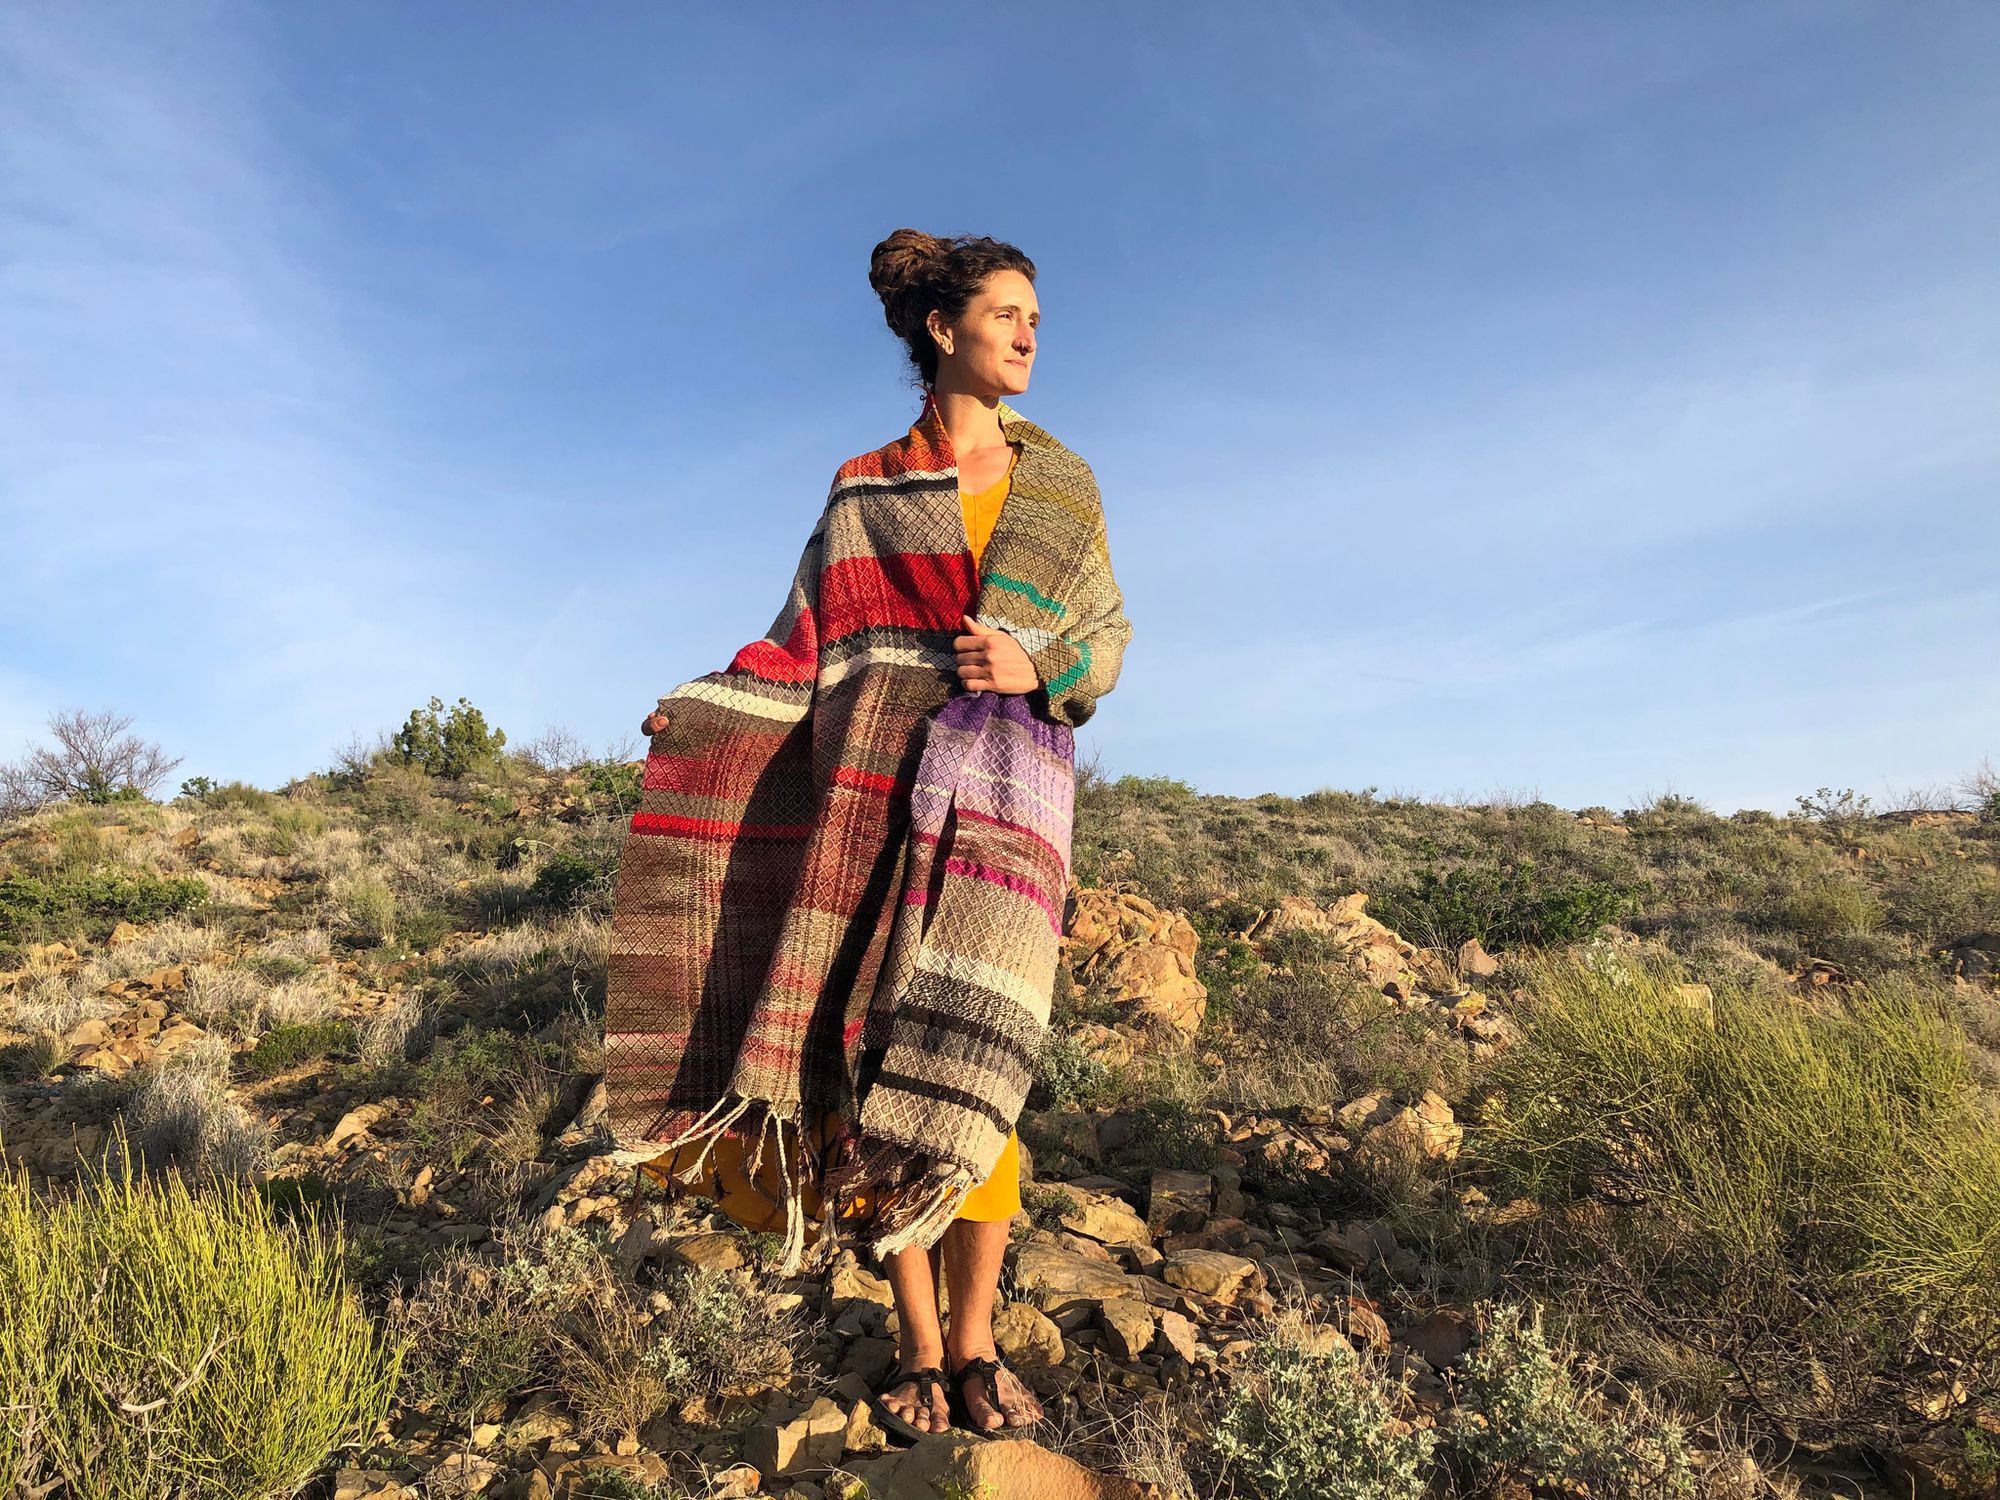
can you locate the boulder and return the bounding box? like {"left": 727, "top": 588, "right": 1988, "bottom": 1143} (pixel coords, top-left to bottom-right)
{"left": 744, "top": 1395, "right": 846, "bottom": 1478}
{"left": 842, "top": 1431, "right": 1147, "bottom": 1500}
{"left": 1161, "top": 1248, "right": 1263, "bottom": 1303}
{"left": 1041, "top": 1182, "right": 1150, "bottom": 1246}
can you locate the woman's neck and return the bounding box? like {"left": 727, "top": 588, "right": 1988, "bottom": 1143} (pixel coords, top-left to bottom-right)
{"left": 932, "top": 388, "right": 1008, "bottom": 457}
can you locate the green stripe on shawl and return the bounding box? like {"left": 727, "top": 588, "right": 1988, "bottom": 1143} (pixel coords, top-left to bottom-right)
{"left": 985, "top": 571, "right": 1067, "bottom": 621}
{"left": 986, "top": 569, "right": 1092, "bottom": 696}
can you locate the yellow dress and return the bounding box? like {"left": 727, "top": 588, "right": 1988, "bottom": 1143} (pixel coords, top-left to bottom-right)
{"left": 639, "top": 444, "right": 1025, "bottom": 1232}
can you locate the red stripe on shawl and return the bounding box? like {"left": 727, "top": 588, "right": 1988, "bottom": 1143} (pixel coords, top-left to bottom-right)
{"left": 944, "top": 855, "right": 1063, "bottom": 931}
{"left": 949, "top": 804, "right": 1069, "bottom": 880}
{"left": 629, "top": 811, "right": 815, "bottom": 841}
{"left": 819, "top": 552, "right": 974, "bottom": 637}
{"left": 645, "top": 749, "right": 790, "bottom": 793}
{"left": 739, "top": 1034, "right": 812, "bottom": 1067}
{"left": 837, "top": 426, "right": 949, "bottom": 481}
{"left": 725, "top": 606, "right": 818, "bottom": 682}
{"left": 901, "top": 858, "right": 1062, "bottom": 933}
{"left": 832, "top": 764, "right": 905, "bottom": 797}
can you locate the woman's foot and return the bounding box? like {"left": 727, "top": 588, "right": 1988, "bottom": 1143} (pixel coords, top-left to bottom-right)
{"left": 877, "top": 1354, "right": 952, "bottom": 1435}
{"left": 946, "top": 1343, "right": 1044, "bottom": 1431}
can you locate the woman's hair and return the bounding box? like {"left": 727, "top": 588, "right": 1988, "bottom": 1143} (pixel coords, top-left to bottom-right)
{"left": 869, "top": 229, "right": 1037, "bottom": 389}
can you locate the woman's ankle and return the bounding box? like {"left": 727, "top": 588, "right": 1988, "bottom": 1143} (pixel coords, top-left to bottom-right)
{"left": 945, "top": 1327, "right": 997, "bottom": 1365}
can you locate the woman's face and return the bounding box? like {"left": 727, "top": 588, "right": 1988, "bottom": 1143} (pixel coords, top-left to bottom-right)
{"left": 933, "top": 269, "right": 1038, "bottom": 398}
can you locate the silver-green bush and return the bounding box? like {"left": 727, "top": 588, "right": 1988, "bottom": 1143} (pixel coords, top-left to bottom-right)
{"left": 1209, "top": 1314, "right": 1436, "bottom": 1500}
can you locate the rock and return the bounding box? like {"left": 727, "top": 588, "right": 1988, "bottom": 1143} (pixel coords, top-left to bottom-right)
{"left": 1161, "top": 1248, "right": 1263, "bottom": 1302}
{"left": 842, "top": 1430, "right": 1147, "bottom": 1500}
{"left": 1457, "top": 937, "right": 1500, "bottom": 977}
{"left": 1336, "top": 1091, "right": 1396, "bottom": 1133}
{"left": 704, "top": 1472, "right": 764, "bottom": 1500}
{"left": 108, "top": 920, "right": 147, "bottom": 946}
{"left": 612, "top": 1213, "right": 671, "bottom": 1276}
{"left": 1042, "top": 1182, "right": 1150, "bottom": 1245}
{"left": 829, "top": 1258, "right": 895, "bottom": 1308}
{"left": 1340, "top": 1295, "right": 1392, "bottom": 1356}
{"left": 992, "top": 1302, "right": 1067, "bottom": 1368}
{"left": 1402, "top": 1308, "right": 1470, "bottom": 1368}
{"left": 332, "top": 1471, "right": 415, "bottom": 1500}
{"left": 701, "top": 1467, "right": 764, "bottom": 1499}
{"left": 1097, "top": 1300, "right": 1155, "bottom": 1363}
{"left": 1357, "top": 1092, "right": 1461, "bottom": 1167}
{"left": 72, "top": 1045, "right": 136, "bottom": 1077}
{"left": 1154, "top": 1309, "right": 1199, "bottom": 1363}
{"left": 1308, "top": 1223, "right": 1376, "bottom": 1274}
{"left": 62, "top": 1017, "right": 113, "bottom": 1049}
{"left": 425, "top": 1452, "right": 500, "bottom": 1495}
{"left": 1063, "top": 889, "right": 1208, "bottom": 1039}
{"left": 1068, "top": 1021, "right": 1140, "bottom": 1067}
{"left": 152, "top": 1020, "right": 207, "bottom": 1056}
{"left": 1145, "top": 1167, "right": 1212, "bottom": 1235}
{"left": 668, "top": 1232, "right": 746, "bottom": 1272}
{"left": 326, "top": 1103, "right": 389, "bottom": 1150}
{"left": 1022, "top": 1109, "right": 1103, "bottom": 1166}
{"left": 744, "top": 1395, "right": 846, "bottom": 1478}
{"left": 1009, "top": 1243, "right": 1140, "bottom": 1319}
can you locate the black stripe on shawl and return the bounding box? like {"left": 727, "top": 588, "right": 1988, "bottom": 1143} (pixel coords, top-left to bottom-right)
{"left": 894, "top": 997, "right": 1040, "bottom": 1080}
{"left": 868, "top": 1070, "right": 1015, "bottom": 1135}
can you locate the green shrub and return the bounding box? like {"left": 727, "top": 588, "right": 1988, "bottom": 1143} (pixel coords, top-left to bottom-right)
{"left": 1446, "top": 1302, "right": 1698, "bottom": 1498}
{"left": 573, "top": 758, "right": 643, "bottom": 816}
{"left": 528, "top": 848, "right": 618, "bottom": 914}
{"left": 241, "top": 1019, "right": 357, "bottom": 1079}
{"left": 1374, "top": 860, "right": 1639, "bottom": 951}
{"left": 402, "top": 1026, "right": 563, "bottom": 1169}
{"left": 1029, "top": 1028, "right": 1123, "bottom": 1110}
{"left": 0, "top": 1130, "right": 402, "bottom": 1497}
{"left": 334, "top": 873, "right": 397, "bottom": 947}
{"left": 1473, "top": 949, "right": 2000, "bottom": 1445}
{"left": 1123, "top": 1097, "right": 1222, "bottom": 1172}
{"left": 396, "top": 904, "right": 458, "bottom": 952}
{"left": 389, "top": 695, "right": 508, "bottom": 778}
{"left": 630, "top": 1262, "right": 802, "bottom": 1402}
{"left": 1209, "top": 1314, "right": 1436, "bottom": 1500}
{"left": 0, "top": 868, "right": 209, "bottom": 946}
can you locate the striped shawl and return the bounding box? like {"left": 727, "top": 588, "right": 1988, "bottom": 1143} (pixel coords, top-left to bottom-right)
{"left": 601, "top": 394, "right": 1131, "bottom": 1270}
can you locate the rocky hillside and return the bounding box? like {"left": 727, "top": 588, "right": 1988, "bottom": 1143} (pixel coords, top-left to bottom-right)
{"left": 2, "top": 747, "right": 1997, "bottom": 1500}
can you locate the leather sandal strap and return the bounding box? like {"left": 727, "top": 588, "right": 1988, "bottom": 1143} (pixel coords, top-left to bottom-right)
{"left": 884, "top": 1365, "right": 946, "bottom": 1405}
{"left": 952, "top": 1353, "right": 1009, "bottom": 1415}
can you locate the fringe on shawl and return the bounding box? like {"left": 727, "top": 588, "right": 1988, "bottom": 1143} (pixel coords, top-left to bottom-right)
{"left": 620, "top": 1093, "right": 826, "bottom": 1276}
{"left": 621, "top": 1100, "right": 987, "bottom": 1273}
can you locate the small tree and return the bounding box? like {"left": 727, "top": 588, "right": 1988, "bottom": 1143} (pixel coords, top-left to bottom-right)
{"left": 1791, "top": 786, "right": 1873, "bottom": 826}
{"left": 388, "top": 696, "right": 507, "bottom": 778}
{"left": 0, "top": 708, "right": 182, "bottom": 816}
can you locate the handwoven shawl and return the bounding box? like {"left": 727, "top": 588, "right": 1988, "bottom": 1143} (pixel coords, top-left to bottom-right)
{"left": 601, "top": 393, "right": 1131, "bottom": 1271}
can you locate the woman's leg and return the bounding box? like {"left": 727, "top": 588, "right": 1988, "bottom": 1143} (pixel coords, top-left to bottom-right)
{"left": 878, "top": 1242, "right": 952, "bottom": 1432}
{"left": 940, "top": 1217, "right": 1045, "bottom": 1429}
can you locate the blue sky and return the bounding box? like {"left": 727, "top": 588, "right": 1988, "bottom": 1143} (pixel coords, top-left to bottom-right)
{"left": 3, "top": 2, "right": 1995, "bottom": 814}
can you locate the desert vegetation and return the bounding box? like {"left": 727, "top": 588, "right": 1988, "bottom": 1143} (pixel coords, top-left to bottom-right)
{"left": 1, "top": 703, "right": 1995, "bottom": 1497}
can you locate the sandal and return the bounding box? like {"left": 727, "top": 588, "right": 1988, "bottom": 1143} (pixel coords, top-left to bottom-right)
{"left": 869, "top": 1364, "right": 949, "bottom": 1444}
{"left": 946, "top": 1352, "right": 1042, "bottom": 1440}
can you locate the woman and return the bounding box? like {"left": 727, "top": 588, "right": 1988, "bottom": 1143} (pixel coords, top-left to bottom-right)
{"left": 605, "top": 229, "right": 1131, "bottom": 1440}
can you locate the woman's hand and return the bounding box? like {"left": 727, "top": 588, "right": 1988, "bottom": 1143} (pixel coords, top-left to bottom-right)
{"left": 954, "top": 615, "right": 1040, "bottom": 694}
{"left": 641, "top": 706, "right": 670, "bottom": 736}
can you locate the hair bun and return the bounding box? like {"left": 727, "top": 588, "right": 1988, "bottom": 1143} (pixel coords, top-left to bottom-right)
{"left": 868, "top": 228, "right": 948, "bottom": 303}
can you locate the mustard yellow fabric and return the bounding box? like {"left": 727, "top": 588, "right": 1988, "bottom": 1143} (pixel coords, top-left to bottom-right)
{"left": 638, "top": 442, "right": 1026, "bottom": 1235}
